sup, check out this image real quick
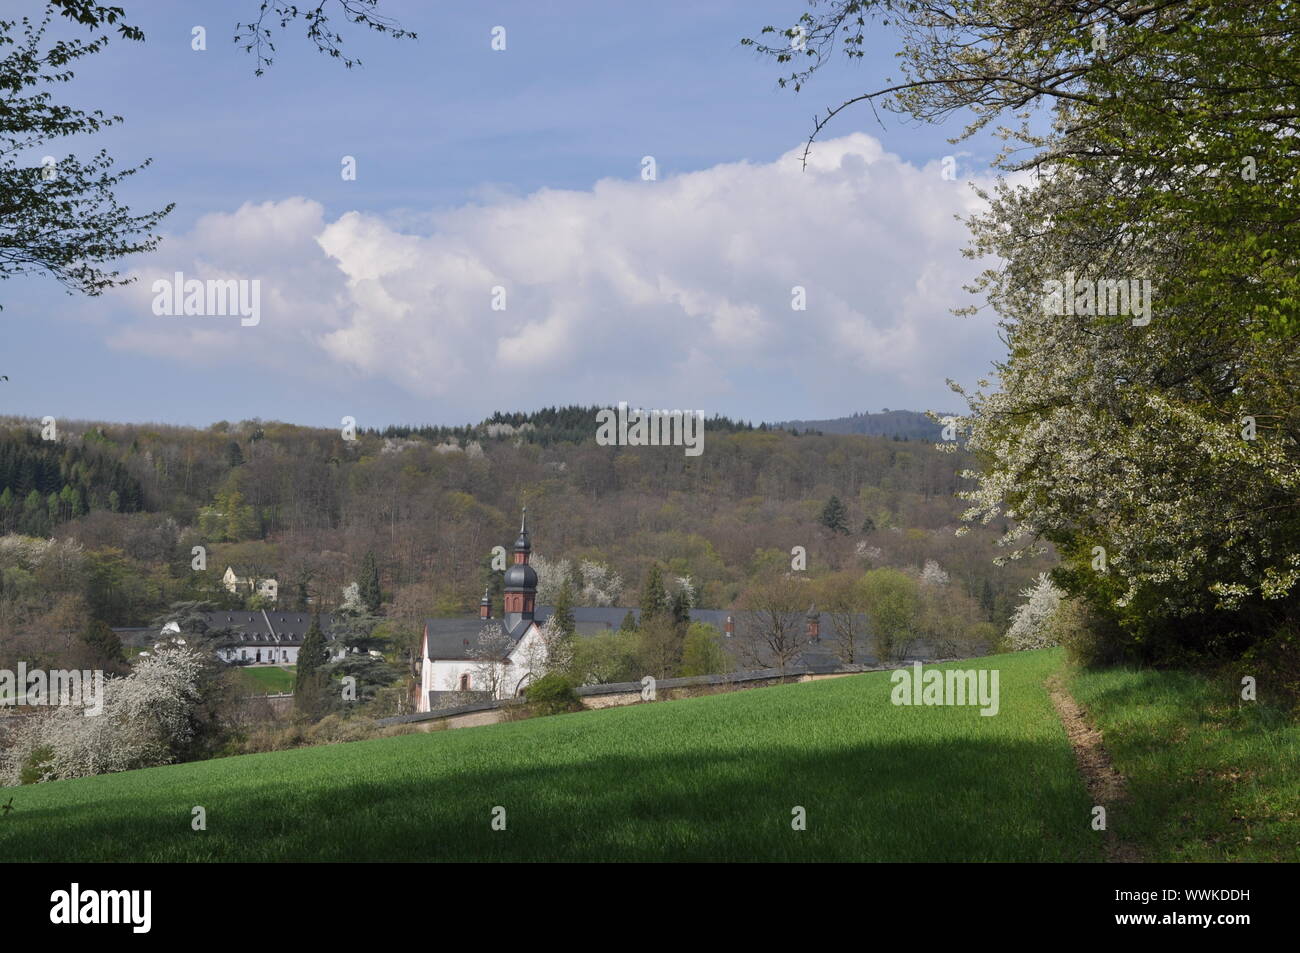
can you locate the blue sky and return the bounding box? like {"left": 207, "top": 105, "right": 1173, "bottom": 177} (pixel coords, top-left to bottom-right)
{"left": 3, "top": 0, "right": 1010, "bottom": 429}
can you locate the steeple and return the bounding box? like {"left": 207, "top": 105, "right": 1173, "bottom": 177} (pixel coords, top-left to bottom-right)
{"left": 479, "top": 586, "right": 492, "bottom": 620}
{"left": 513, "top": 506, "right": 533, "bottom": 560}
{"left": 503, "top": 506, "right": 537, "bottom": 626}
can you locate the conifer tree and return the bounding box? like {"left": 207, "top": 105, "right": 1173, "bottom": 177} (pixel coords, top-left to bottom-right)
{"left": 639, "top": 565, "right": 668, "bottom": 622}
{"left": 820, "top": 495, "right": 850, "bottom": 535}
{"left": 358, "top": 551, "right": 382, "bottom": 614}
{"left": 295, "top": 615, "right": 330, "bottom": 713}
{"left": 551, "top": 581, "right": 576, "bottom": 638}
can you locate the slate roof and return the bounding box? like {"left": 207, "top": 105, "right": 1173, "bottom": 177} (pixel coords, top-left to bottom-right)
{"left": 420, "top": 606, "right": 920, "bottom": 668}
{"left": 116, "top": 611, "right": 338, "bottom": 649}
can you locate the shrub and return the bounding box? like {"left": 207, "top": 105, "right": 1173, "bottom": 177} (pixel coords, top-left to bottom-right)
{"left": 1239, "top": 626, "right": 1300, "bottom": 714}
{"left": 524, "top": 672, "right": 582, "bottom": 717}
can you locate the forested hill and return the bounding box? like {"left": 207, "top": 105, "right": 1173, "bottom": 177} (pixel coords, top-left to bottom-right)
{"left": 0, "top": 412, "right": 1050, "bottom": 636}
{"left": 775, "top": 410, "right": 947, "bottom": 440}
{"left": 0, "top": 428, "right": 146, "bottom": 535}
{"left": 372, "top": 405, "right": 759, "bottom": 447}
{"left": 372, "top": 406, "right": 947, "bottom": 445}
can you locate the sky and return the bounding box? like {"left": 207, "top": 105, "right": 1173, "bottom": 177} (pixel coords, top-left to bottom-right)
{"left": 2, "top": 0, "right": 1013, "bottom": 430}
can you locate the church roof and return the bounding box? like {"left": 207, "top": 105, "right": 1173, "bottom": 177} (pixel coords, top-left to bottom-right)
{"left": 419, "top": 606, "right": 880, "bottom": 665}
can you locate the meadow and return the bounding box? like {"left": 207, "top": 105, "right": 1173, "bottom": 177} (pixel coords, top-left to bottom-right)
{"left": 4, "top": 649, "right": 1292, "bottom": 862}
{"left": 1069, "top": 667, "right": 1299, "bottom": 862}
{"left": 233, "top": 666, "right": 296, "bottom": 695}
{"left": 2, "top": 650, "right": 1098, "bottom": 862}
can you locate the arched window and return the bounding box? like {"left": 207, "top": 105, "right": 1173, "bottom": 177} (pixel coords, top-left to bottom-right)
{"left": 457, "top": 673, "right": 470, "bottom": 691}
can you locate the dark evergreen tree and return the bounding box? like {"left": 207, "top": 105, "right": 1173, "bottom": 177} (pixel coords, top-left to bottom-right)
{"left": 620, "top": 610, "right": 638, "bottom": 632}
{"left": 670, "top": 587, "right": 691, "bottom": 631}
{"left": 358, "top": 550, "right": 382, "bottom": 614}
{"left": 295, "top": 615, "right": 330, "bottom": 712}
{"left": 980, "top": 579, "right": 997, "bottom": 622}
{"left": 551, "top": 581, "right": 576, "bottom": 638}
{"left": 639, "top": 565, "right": 668, "bottom": 622}
{"left": 82, "top": 619, "right": 124, "bottom": 669}
{"left": 820, "top": 495, "right": 850, "bottom": 534}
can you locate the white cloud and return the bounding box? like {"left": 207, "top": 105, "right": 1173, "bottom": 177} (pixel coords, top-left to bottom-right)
{"left": 106, "top": 134, "right": 1002, "bottom": 420}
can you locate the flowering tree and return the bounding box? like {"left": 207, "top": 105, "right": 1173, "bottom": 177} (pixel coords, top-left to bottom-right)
{"left": 533, "top": 554, "right": 625, "bottom": 607}
{"left": 579, "top": 560, "right": 624, "bottom": 606}
{"left": 1004, "top": 574, "right": 1065, "bottom": 652}
{"left": 747, "top": 2, "right": 1300, "bottom": 661}
{"left": 920, "top": 560, "right": 949, "bottom": 588}
{"left": 528, "top": 553, "right": 572, "bottom": 605}
{"left": 1, "top": 644, "right": 209, "bottom": 785}
{"left": 949, "top": 155, "right": 1300, "bottom": 657}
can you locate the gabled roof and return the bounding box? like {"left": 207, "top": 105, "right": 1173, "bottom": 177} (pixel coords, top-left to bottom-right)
{"left": 422, "top": 617, "right": 504, "bottom": 661}
{"left": 138, "top": 610, "right": 338, "bottom": 647}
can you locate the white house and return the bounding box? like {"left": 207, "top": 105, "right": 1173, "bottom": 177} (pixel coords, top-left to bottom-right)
{"left": 222, "top": 566, "right": 278, "bottom": 603}
{"left": 160, "top": 610, "right": 344, "bottom": 666}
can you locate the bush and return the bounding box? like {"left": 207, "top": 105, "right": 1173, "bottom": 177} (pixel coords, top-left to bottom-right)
{"left": 1238, "top": 626, "right": 1300, "bottom": 714}
{"left": 524, "top": 672, "right": 582, "bottom": 717}
{"left": 1053, "top": 598, "right": 1118, "bottom": 667}
{"left": 19, "top": 746, "right": 54, "bottom": 786}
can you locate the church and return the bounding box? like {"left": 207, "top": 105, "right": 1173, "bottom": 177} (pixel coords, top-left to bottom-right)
{"left": 417, "top": 509, "right": 550, "bottom": 709}
{"left": 416, "top": 508, "right": 742, "bottom": 712}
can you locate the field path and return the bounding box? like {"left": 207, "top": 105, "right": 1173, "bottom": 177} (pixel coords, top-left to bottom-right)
{"left": 1047, "top": 674, "right": 1143, "bottom": 863}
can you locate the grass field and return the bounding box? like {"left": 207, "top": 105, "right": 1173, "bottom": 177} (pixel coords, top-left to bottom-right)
{"left": 1069, "top": 666, "right": 1299, "bottom": 861}
{"left": 0, "top": 650, "right": 1100, "bottom": 862}
{"left": 3, "top": 649, "right": 1290, "bottom": 862}
{"left": 234, "top": 666, "right": 296, "bottom": 694}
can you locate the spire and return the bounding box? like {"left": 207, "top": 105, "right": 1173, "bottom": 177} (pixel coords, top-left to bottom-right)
{"left": 513, "top": 506, "right": 532, "bottom": 555}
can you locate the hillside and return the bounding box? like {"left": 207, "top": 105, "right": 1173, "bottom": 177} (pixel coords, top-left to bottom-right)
{"left": 0, "top": 412, "right": 1053, "bottom": 654}
{"left": 0, "top": 651, "right": 1099, "bottom": 862}
{"left": 774, "top": 409, "right": 946, "bottom": 441}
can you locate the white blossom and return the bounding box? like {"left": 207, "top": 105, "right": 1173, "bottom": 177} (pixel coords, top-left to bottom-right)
{"left": 1, "top": 645, "right": 209, "bottom": 785}
{"left": 1005, "top": 573, "right": 1065, "bottom": 651}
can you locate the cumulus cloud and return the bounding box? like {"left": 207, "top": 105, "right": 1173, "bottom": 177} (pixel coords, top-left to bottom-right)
{"left": 107, "top": 134, "right": 1001, "bottom": 420}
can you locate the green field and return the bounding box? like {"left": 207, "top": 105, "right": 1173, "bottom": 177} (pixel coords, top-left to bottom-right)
{"left": 234, "top": 666, "right": 296, "bottom": 694}
{"left": 1069, "top": 666, "right": 1299, "bottom": 862}
{"left": 0, "top": 650, "right": 1101, "bottom": 861}
{"left": 2, "top": 649, "right": 1291, "bottom": 861}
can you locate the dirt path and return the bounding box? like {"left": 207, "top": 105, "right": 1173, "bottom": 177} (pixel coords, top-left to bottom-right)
{"left": 1047, "top": 674, "right": 1143, "bottom": 863}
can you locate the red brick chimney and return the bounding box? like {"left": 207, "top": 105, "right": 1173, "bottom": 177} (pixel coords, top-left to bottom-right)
{"left": 479, "top": 587, "right": 491, "bottom": 620}
{"left": 724, "top": 615, "right": 734, "bottom": 638}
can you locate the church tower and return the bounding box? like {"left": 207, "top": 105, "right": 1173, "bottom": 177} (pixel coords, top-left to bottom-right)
{"left": 502, "top": 507, "right": 537, "bottom": 634}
